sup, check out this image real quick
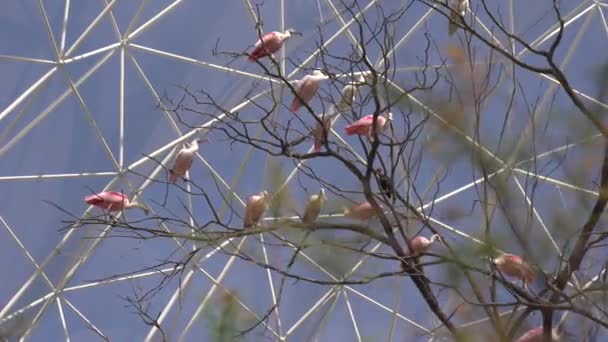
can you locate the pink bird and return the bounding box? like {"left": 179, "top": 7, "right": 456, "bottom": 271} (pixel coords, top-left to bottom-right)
{"left": 344, "top": 112, "right": 393, "bottom": 141}
{"left": 515, "top": 326, "right": 560, "bottom": 342}
{"left": 493, "top": 253, "right": 535, "bottom": 283}
{"left": 244, "top": 191, "right": 270, "bottom": 228}
{"left": 290, "top": 70, "right": 330, "bottom": 112}
{"left": 409, "top": 234, "right": 440, "bottom": 256}
{"left": 248, "top": 29, "right": 300, "bottom": 62}
{"left": 84, "top": 191, "right": 148, "bottom": 214}
{"left": 343, "top": 201, "right": 380, "bottom": 221}
{"left": 169, "top": 139, "right": 207, "bottom": 183}
{"left": 312, "top": 114, "right": 332, "bottom": 152}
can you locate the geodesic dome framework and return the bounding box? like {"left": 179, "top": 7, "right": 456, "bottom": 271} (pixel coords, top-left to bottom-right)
{"left": 1, "top": 0, "right": 608, "bottom": 341}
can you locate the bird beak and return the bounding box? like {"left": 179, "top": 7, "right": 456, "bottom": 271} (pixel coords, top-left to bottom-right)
{"left": 290, "top": 30, "right": 303, "bottom": 36}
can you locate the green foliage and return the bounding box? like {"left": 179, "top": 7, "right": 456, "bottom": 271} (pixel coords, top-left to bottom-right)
{"left": 205, "top": 293, "right": 250, "bottom": 342}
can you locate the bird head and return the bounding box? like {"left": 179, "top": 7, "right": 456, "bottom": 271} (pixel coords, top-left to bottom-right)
{"left": 260, "top": 190, "right": 270, "bottom": 202}
{"left": 130, "top": 199, "right": 149, "bottom": 215}
{"left": 429, "top": 234, "right": 442, "bottom": 244}
{"left": 491, "top": 255, "right": 505, "bottom": 265}
{"left": 313, "top": 69, "right": 334, "bottom": 80}
{"left": 319, "top": 188, "right": 327, "bottom": 201}
{"left": 374, "top": 168, "right": 384, "bottom": 175}
{"left": 285, "top": 28, "right": 303, "bottom": 37}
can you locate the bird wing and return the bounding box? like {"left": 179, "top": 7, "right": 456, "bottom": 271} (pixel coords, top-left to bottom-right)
{"left": 103, "top": 191, "right": 126, "bottom": 202}
{"left": 290, "top": 75, "right": 317, "bottom": 112}
{"left": 85, "top": 191, "right": 125, "bottom": 208}
{"left": 302, "top": 195, "right": 321, "bottom": 222}
{"left": 312, "top": 116, "right": 330, "bottom": 152}
{"left": 344, "top": 115, "right": 373, "bottom": 135}
{"left": 519, "top": 261, "right": 535, "bottom": 283}
{"left": 243, "top": 195, "right": 261, "bottom": 227}
{"left": 249, "top": 32, "right": 277, "bottom": 60}
{"left": 337, "top": 84, "right": 356, "bottom": 112}
{"left": 84, "top": 194, "right": 105, "bottom": 205}
{"left": 170, "top": 150, "right": 195, "bottom": 183}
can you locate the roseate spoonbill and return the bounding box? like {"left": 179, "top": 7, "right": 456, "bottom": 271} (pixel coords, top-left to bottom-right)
{"left": 515, "top": 326, "right": 560, "bottom": 342}
{"left": 312, "top": 114, "right": 332, "bottom": 152}
{"left": 337, "top": 74, "right": 365, "bottom": 113}
{"left": 290, "top": 70, "right": 330, "bottom": 112}
{"left": 448, "top": 0, "right": 469, "bottom": 35}
{"left": 493, "top": 253, "right": 535, "bottom": 283}
{"left": 302, "top": 188, "right": 327, "bottom": 223}
{"left": 244, "top": 191, "right": 270, "bottom": 228}
{"left": 84, "top": 191, "right": 148, "bottom": 215}
{"left": 409, "top": 234, "right": 440, "bottom": 256}
{"left": 375, "top": 168, "right": 393, "bottom": 198}
{"left": 344, "top": 112, "right": 392, "bottom": 141}
{"left": 343, "top": 201, "right": 379, "bottom": 220}
{"left": 169, "top": 139, "right": 207, "bottom": 183}
{"left": 248, "top": 29, "right": 301, "bottom": 62}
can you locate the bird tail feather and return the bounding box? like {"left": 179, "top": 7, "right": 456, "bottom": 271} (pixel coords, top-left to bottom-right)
{"left": 169, "top": 170, "right": 179, "bottom": 183}
{"left": 290, "top": 100, "right": 301, "bottom": 112}
{"left": 344, "top": 125, "right": 358, "bottom": 135}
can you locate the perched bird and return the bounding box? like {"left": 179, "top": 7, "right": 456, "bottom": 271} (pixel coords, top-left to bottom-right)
{"left": 448, "top": 0, "right": 469, "bottom": 36}
{"left": 515, "top": 326, "right": 561, "bottom": 342}
{"left": 169, "top": 139, "right": 207, "bottom": 183}
{"left": 493, "top": 253, "right": 535, "bottom": 283}
{"left": 337, "top": 74, "right": 365, "bottom": 113}
{"left": 248, "top": 29, "right": 301, "bottom": 62}
{"left": 302, "top": 188, "right": 327, "bottom": 223}
{"left": 290, "top": 70, "right": 330, "bottom": 112}
{"left": 312, "top": 114, "right": 332, "bottom": 152}
{"left": 244, "top": 191, "right": 270, "bottom": 228}
{"left": 343, "top": 201, "right": 379, "bottom": 221}
{"left": 84, "top": 191, "right": 148, "bottom": 215}
{"left": 409, "top": 234, "right": 440, "bottom": 256}
{"left": 344, "top": 112, "right": 392, "bottom": 141}
{"left": 375, "top": 168, "right": 393, "bottom": 198}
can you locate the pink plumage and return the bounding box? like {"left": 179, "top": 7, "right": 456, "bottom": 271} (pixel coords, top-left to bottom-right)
{"left": 84, "top": 191, "right": 129, "bottom": 212}
{"left": 344, "top": 113, "right": 391, "bottom": 139}
{"left": 248, "top": 31, "right": 290, "bottom": 61}
{"left": 169, "top": 139, "right": 202, "bottom": 183}
{"left": 170, "top": 153, "right": 194, "bottom": 183}
{"left": 290, "top": 71, "right": 327, "bottom": 112}
{"left": 515, "top": 326, "right": 559, "bottom": 342}
{"left": 312, "top": 115, "right": 331, "bottom": 152}
{"left": 410, "top": 236, "right": 431, "bottom": 255}
{"left": 494, "top": 254, "right": 535, "bottom": 283}
{"left": 344, "top": 201, "right": 379, "bottom": 220}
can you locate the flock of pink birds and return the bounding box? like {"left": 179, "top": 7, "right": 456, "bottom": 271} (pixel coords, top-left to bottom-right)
{"left": 82, "top": 20, "right": 547, "bottom": 340}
